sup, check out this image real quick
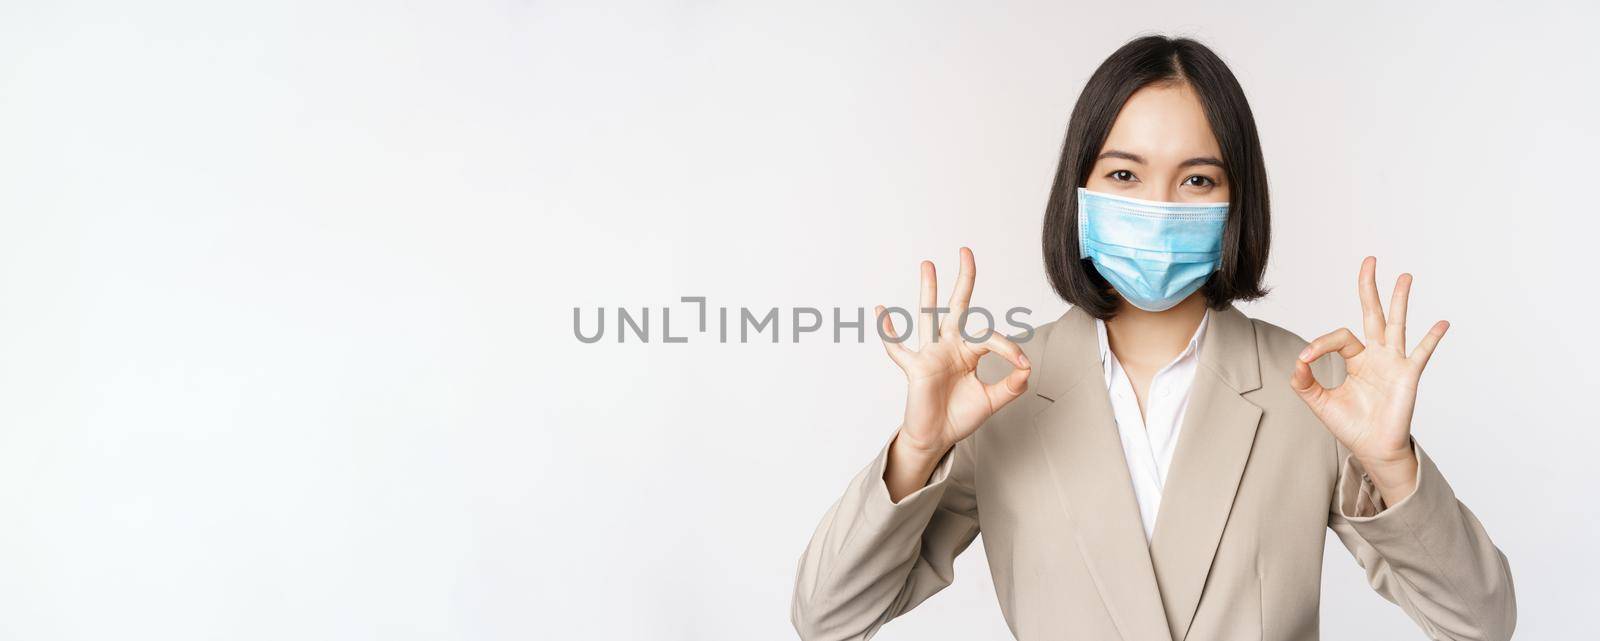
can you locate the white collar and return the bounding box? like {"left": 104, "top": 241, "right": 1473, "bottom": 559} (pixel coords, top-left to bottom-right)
{"left": 1095, "top": 308, "right": 1210, "bottom": 370}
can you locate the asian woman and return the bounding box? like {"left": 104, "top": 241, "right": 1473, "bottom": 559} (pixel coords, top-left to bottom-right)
{"left": 791, "top": 36, "right": 1515, "bottom": 641}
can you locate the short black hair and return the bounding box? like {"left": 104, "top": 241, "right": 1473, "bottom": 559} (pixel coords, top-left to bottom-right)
{"left": 1042, "top": 35, "right": 1270, "bottom": 319}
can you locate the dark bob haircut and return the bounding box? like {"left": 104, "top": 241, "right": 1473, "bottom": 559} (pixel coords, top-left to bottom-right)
{"left": 1042, "top": 36, "right": 1270, "bottom": 319}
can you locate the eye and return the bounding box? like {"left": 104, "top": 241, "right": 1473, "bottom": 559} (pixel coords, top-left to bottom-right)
{"left": 1183, "top": 175, "right": 1216, "bottom": 188}
{"left": 1108, "top": 170, "right": 1138, "bottom": 183}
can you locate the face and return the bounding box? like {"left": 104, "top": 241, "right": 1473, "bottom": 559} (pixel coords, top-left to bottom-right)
{"left": 1084, "top": 82, "right": 1229, "bottom": 204}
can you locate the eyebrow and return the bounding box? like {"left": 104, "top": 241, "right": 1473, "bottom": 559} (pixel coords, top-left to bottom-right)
{"left": 1097, "top": 149, "right": 1225, "bottom": 170}
{"left": 1097, "top": 150, "right": 1145, "bottom": 164}
{"left": 1179, "top": 156, "right": 1225, "bottom": 169}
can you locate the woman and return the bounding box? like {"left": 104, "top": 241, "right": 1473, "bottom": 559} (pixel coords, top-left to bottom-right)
{"left": 791, "top": 37, "right": 1514, "bottom": 641}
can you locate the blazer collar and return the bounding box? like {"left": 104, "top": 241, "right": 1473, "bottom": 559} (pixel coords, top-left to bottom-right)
{"left": 1192, "top": 304, "right": 1261, "bottom": 395}
{"left": 1032, "top": 303, "right": 1259, "bottom": 401}
{"left": 1029, "top": 304, "right": 1263, "bottom": 641}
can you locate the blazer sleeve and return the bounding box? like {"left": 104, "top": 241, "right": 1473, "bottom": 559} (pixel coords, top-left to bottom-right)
{"left": 1318, "top": 356, "right": 1517, "bottom": 640}
{"left": 790, "top": 434, "right": 980, "bottom": 641}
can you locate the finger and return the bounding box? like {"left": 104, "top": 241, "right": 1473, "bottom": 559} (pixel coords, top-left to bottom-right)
{"left": 983, "top": 366, "right": 1032, "bottom": 412}
{"left": 966, "top": 332, "right": 1031, "bottom": 371}
{"left": 1409, "top": 320, "right": 1450, "bottom": 369}
{"left": 876, "top": 305, "right": 910, "bottom": 368}
{"left": 1290, "top": 358, "right": 1329, "bottom": 412}
{"left": 919, "top": 260, "right": 937, "bottom": 347}
{"left": 944, "top": 247, "right": 976, "bottom": 338}
{"left": 1385, "top": 272, "right": 1412, "bottom": 351}
{"left": 1299, "top": 327, "right": 1365, "bottom": 364}
{"left": 1358, "top": 256, "right": 1387, "bottom": 345}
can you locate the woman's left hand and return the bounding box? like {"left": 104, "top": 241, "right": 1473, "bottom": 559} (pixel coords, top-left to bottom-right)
{"left": 1290, "top": 256, "right": 1449, "bottom": 504}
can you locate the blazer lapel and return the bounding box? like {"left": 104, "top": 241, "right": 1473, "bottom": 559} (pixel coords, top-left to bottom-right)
{"left": 1030, "top": 306, "right": 1173, "bottom": 641}
{"left": 1148, "top": 304, "right": 1264, "bottom": 641}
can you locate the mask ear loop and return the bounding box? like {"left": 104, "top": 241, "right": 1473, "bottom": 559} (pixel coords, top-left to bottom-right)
{"left": 1077, "top": 199, "right": 1091, "bottom": 260}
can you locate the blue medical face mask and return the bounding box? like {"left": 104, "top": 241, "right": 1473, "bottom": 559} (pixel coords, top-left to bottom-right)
{"left": 1076, "top": 187, "right": 1229, "bottom": 312}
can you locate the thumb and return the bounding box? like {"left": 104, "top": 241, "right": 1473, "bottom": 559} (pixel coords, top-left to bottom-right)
{"left": 1290, "top": 358, "right": 1328, "bottom": 412}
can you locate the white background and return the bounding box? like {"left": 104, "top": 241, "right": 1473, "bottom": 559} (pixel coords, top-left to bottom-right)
{"left": 1, "top": 1, "right": 1596, "bottom": 639}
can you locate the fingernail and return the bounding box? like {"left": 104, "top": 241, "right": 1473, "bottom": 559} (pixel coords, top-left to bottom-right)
{"left": 1298, "top": 347, "right": 1311, "bottom": 361}
{"left": 1019, "top": 353, "right": 1030, "bottom": 368}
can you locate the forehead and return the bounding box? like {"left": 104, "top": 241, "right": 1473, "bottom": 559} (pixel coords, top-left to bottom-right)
{"left": 1101, "top": 82, "right": 1221, "bottom": 159}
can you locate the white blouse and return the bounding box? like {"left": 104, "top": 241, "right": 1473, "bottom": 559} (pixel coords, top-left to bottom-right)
{"left": 1094, "top": 310, "right": 1210, "bottom": 541}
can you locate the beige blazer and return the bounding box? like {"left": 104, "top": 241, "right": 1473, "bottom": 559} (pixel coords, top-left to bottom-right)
{"left": 792, "top": 305, "right": 1514, "bottom": 641}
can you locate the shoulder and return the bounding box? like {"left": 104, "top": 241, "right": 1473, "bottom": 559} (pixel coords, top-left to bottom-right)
{"left": 1244, "top": 313, "right": 1347, "bottom": 387}
{"left": 1249, "top": 316, "right": 1309, "bottom": 361}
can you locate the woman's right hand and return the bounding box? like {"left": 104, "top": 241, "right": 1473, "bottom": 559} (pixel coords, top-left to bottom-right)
{"left": 877, "top": 248, "right": 1031, "bottom": 499}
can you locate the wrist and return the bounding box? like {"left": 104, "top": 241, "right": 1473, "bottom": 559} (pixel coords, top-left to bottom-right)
{"left": 1354, "top": 441, "right": 1414, "bottom": 474}
{"left": 884, "top": 428, "right": 950, "bottom": 503}
{"left": 892, "top": 427, "right": 950, "bottom": 463}
{"left": 1355, "top": 443, "right": 1419, "bottom": 504}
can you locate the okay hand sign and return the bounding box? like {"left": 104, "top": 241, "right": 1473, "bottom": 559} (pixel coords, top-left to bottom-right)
{"left": 1291, "top": 257, "right": 1449, "bottom": 500}
{"left": 878, "top": 248, "right": 1031, "bottom": 459}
